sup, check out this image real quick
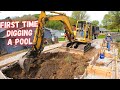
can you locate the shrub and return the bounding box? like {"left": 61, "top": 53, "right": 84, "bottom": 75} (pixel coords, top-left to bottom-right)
{"left": 116, "top": 38, "right": 120, "bottom": 42}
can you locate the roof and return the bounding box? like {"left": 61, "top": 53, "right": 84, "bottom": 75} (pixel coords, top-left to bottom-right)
{"left": 45, "top": 28, "right": 63, "bottom": 34}
{"left": 0, "top": 28, "right": 6, "bottom": 33}
{"left": 99, "top": 28, "right": 109, "bottom": 31}
{"left": 0, "top": 35, "right": 8, "bottom": 38}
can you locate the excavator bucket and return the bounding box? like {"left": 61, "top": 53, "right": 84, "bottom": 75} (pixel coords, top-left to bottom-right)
{"left": 18, "top": 57, "right": 30, "bottom": 73}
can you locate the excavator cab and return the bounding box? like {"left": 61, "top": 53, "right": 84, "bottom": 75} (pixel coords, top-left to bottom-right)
{"left": 75, "top": 20, "right": 92, "bottom": 43}
{"left": 66, "top": 20, "right": 93, "bottom": 52}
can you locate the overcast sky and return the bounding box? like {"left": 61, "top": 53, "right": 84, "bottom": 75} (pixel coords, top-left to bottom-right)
{"left": 0, "top": 11, "right": 108, "bottom": 24}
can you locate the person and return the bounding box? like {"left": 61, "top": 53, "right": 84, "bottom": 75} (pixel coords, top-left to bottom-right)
{"left": 72, "top": 25, "right": 76, "bottom": 31}
{"left": 72, "top": 25, "right": 76, "bottom": 38}
{"left": 80, "top": 30, "right": 84, "bottom": 37}
{"left": 105, "top": 33, "right": 113, "bottom": 51}
{"left": 79, "top": 27, "right": 84, "bottom": 38}
{"left": 64, "top": 33, "right": 67, "bottom": 41}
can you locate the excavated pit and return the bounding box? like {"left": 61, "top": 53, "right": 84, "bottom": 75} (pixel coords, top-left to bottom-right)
{"left": 2, "top": 48, "right": 97, "bottom": 79}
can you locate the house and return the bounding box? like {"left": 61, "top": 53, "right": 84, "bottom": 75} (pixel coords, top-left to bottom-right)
{"left": 0, "top": 27, "right": 34, "bottom": 54}
{"left": 0, "top": 32, "right": 26, "bottom": 54}
{"left": 0, "top": 28, "right": 6, "bottom": 37}
{"left": 59, "top": 30, "right": 65, "bottom": 36}
{"left": 44, "top": 28, "right": 59, "bottom": 44}
{"left": 0, "top": 37, "right": 25, "bottom": 54}
{"left": 99, "top": 28, "right": 109, "bottom": 34}
{"left": 0, "top": 17, "right": 59, "bottom": 54}
{"left": 0, "top": 27, "right": 59, "bottom": 54}
{"left": 46, "top": 28, "right": 65, "bottom": 38}
{"left": 0, "top": 21, "right": 37, "bottom": 54}
{"left": 53, "top": 30, "right": 65, "bottom": 37}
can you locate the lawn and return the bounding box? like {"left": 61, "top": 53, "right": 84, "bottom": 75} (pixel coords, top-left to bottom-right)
{"left": 110, "top": 29, "right": 120, "bottom": 32}
{"left": 98, "top": 35, "right": 106, "bottom": 39}
{"left": 59, "top": 35, "right": 106, "bottom": 40}
{"left": 58, "top": 37, "right": 65, "bottom": 41}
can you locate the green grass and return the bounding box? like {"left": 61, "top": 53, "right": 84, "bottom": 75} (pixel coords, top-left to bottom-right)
{"left": 116, "top": 38, "right": 120, "bottom": 42}
{"left": 58, "top": 37, "right": 65, "bottom": 41}
{"left": 110, "top": 29, "right": 119, "bottom": 32}
{"left": 98, "top": 35, "right": 106, "bottom": 39}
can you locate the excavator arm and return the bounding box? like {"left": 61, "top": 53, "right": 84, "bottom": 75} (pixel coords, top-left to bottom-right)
{"left": 18, "top": 11, "right": 74, "bottom": 73}
{"left": 33, "top": 11, "right": 74, "bottom": 52}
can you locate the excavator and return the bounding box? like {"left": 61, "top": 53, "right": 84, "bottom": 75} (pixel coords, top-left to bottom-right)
{"left": 18, "top": 11, "right": 94, "bottom": 73}
{"left": 66, "top": 20, "right": 93, "bottom": 52}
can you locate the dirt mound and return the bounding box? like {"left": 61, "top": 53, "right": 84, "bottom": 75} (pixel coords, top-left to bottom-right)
{"left": 3, "top": 52, "right": 90, "bottom": 79}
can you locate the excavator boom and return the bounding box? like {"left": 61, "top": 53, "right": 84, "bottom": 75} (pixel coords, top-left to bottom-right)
{"left": 18, "top": 11, "right": 75, "bottom": 73}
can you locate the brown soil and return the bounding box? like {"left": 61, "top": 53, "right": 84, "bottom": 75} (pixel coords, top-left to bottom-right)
{"left": 2, "top": 52, "right": 89, "bottom": 79}
{"left": 2, "top": 48, "right": 97, "bottom": 79}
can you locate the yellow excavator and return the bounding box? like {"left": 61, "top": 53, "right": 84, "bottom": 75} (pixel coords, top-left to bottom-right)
{"left": 18, "top": 11, "right": 93, "bottom": 73}
{"left": 66, "top": 20, "right": 93, "bottom": 52}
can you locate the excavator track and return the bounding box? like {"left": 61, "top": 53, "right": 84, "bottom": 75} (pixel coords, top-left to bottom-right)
{"left": 83, "top": 43, "right": 92, "bottom": 53}
{"left": 66, "top": 42, "right": 92, "bottom": 53}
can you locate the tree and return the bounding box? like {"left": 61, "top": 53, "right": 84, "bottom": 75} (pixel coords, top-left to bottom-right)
{"left": 34, "top": 14, "right": 39, "bottom": 19}
{"left": 33, "top": 14, "right": 77, "bottom": 30}
{"left": 45, "top": 21, "right": 63, "bottom": 30}
{"left": 99, "top": 24, "right": 103, "bottom": 28}
{"left": 109, "top": 11, "right": 120, "bottom": 29}
{"left": 12, "top": 14, "right": 37, "bottom": 22}
{"left": 4, "top": 17, "right": 11, "bottom": 20}
{"left": 69, "top": 17, "right": 77, "bottom": 25}
{"left": 102, "top": 13, "right": 112, "bottom": 29}
{"left": 2, "top": 17, "right": 12, "bottom": 21}
{"left": 71, "top": 11, "right": 89, "bottom": 20}
{"left": 91, "top": 20, "right": 99, "bottom": 26}
{"left": 102, "top": 11, "right": 120, "bottom": 30}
